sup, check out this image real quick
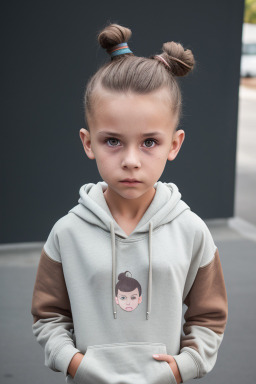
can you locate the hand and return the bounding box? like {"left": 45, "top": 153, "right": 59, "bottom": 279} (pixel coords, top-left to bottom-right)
{"left": 153, "top": 354, "right": 182, "bottom": 384}
{"left": 68, "top": 352, "right": 84, "bottom": 378}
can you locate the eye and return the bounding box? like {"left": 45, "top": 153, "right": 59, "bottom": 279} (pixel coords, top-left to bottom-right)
{"left": 106, "top": 138, "right": 120, "bottom": 147}
{"left": 143, "top": 139, "right": 157, "bottom": 148}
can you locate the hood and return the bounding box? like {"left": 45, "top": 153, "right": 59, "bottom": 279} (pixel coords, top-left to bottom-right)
{"left": 69, "top": 181, "right": 190, "bottom": 320}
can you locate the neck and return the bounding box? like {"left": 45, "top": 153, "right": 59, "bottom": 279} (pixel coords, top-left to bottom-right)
{"left": 103, "top": 186, "right": 156, "bottom": 221}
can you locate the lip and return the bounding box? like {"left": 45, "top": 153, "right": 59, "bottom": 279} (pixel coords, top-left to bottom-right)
{"left": 120, "top": 179, "right": 141, "bottom": 183}
{"left": 120, "top": 180, "right": 142, "bottom": 186}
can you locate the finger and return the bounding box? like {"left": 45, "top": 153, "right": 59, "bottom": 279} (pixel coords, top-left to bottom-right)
{"left": 152, "top": 354, "right": 173, "bottom": 364}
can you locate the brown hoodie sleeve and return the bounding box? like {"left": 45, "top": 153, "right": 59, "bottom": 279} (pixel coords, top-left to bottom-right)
{"left": 31, "top": 248, "right": 80, "bottom": 376}
{"left": 183, "top": 248, "right": 228, "bottom": 338}
{"left": 31, "top": 248, "right": 72, "bottom": 323}
{"left": 173, "top": 248, "right": 228, "bottom": 382}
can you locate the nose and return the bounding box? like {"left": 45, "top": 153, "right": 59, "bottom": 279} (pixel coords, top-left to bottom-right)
{"left": 121, "top": 146, "right": 141, "bottom": 169}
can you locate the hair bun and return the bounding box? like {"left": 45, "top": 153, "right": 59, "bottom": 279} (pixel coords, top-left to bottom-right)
{"left": 162, "top": 41, "right": 195, "bottom": 76}
{"left": 98, "top": 23, "right": 132, "bottom": 52}
{"left": 118, "top": 271, "right": 132, "bottom": 281}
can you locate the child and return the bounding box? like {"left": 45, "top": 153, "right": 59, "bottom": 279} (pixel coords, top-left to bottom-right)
{"left": 31, "top": 23, "right": 228, "bottom": 384}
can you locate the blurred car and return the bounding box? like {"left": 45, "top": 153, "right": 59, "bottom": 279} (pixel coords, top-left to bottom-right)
{"left": 240, "top": 23, "right": 256, "bottom": 78}
{"left": 240, "top": 42, "right": 256, "bottom": 77}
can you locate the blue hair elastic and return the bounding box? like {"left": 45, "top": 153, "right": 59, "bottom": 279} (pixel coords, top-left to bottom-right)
{"left": 108, "top": 42, "right": 133, "bottom": 58}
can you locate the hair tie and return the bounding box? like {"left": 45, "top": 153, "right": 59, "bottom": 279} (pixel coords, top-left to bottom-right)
{"left": 108, "top": 42, "right": 133, "bottom": 58}
{"left": 154, "top": 55, "right": 171, "bottom": 70}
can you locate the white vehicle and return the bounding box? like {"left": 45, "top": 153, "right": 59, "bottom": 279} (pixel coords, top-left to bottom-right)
{"left": 240, "top": 23, "right": 256, "bottom": 78}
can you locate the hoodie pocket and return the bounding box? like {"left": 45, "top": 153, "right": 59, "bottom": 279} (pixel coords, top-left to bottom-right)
{"left": 71, "top": 341, "right": 177, "bottom": 384}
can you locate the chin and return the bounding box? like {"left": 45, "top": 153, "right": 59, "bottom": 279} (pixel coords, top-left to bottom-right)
{"left": 121, "top": 192, "right": 144, "bottom": 200}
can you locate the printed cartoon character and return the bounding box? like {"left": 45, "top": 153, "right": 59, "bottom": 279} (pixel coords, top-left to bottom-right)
{"left": 115, "top": 271, "right": 142, "bottom": 312}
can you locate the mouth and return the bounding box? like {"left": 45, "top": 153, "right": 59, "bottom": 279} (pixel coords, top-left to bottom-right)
{"left": 120, "top": 179, "right": 141, "bottom": 183}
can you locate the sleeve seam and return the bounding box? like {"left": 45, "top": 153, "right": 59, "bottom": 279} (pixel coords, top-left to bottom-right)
{"left": 43, "top": 248, "right": 62, "bottom": 264}
{"left": 199, "top": 247, "right": 218, "bottom": 269}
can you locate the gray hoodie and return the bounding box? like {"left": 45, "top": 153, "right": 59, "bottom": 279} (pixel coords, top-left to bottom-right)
{"left": 31, "top": 181, "right": 228, "bottom": 384}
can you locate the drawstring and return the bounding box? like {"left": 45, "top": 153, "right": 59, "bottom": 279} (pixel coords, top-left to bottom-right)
{"left": 110, "top": 222, "right": 117, "bottom": 319}
{"left": 110, "top": 220, "right": 153, "bottom": 320}
{"left": 147, "top": 221, "right": 153, "bottom": 320}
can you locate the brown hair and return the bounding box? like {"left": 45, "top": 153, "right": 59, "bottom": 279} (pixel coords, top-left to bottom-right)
{"left": 84, "top": 23, "right": 195, "bottom": 130}
{"left": 115, "top": 271, "right": 142, "bottom": 297}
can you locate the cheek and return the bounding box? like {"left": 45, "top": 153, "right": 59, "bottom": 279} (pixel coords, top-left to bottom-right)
{"left": 154, "top": 154, "right": 167, "bottom": 161}
{"left": 95, "top": 147, "right": 118, "bottom": 161}
{"left": 147, "top": 153, "right": 168, "bottom": 167}
{"left": 94, "top": 151, "right": 113, "bottom": 167}
{"left": 95, "top": 161, "right": 110, "bottom": 178}
{"left": 147, "top": 143, "right": 171, "bottom": 160}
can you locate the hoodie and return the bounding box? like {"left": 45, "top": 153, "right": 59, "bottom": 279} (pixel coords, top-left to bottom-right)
{"left": 31, "top": 181, "right": 228, "bottom": 384}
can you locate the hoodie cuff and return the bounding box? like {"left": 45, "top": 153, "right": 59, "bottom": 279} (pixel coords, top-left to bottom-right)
{"left": 54, "top": 344, "right": 81, "bottom": 376}
{"left": 172, "top": 351, "right": 199, "bottom": 382}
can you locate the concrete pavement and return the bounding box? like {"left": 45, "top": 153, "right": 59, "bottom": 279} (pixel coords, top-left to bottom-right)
{"left": 235, "top": 84, "right": 256, "bottom": 226}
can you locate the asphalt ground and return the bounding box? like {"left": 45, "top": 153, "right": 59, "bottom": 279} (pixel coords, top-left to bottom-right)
{"left": 235, "top": 81, "right": 256, "bottom": 226}
{"left": 1, "top": 80, "right": 256, "bottom": 384}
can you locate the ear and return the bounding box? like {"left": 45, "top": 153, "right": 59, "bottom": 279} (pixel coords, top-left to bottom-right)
{"left": 79, "top": 128, "right": 95, "bottom": 159}
{"left": 167, "top": 129, "right": 185, "bottom": 161}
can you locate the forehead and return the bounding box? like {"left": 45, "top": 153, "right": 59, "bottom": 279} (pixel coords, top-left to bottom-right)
{"left": 88, "top": 87, "right": 176, "bottom": 131}
{"left": 118, "top": 288, "right": 139, "bottom": 296}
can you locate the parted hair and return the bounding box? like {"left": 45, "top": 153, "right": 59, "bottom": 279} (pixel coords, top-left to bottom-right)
{"left": 84, "top": 23, "right": 195, "bottom": 130}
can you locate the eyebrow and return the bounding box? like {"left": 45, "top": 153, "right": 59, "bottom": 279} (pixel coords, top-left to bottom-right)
{"left": 98, "top": 131, "right": 163, "bottom": 138}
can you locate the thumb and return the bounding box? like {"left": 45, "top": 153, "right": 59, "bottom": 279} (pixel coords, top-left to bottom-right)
{"left": 153, "top": 353, "right": 169, "bottom": 361}
{"left": 153, "top": 354, "right": 174, "bottom": 364}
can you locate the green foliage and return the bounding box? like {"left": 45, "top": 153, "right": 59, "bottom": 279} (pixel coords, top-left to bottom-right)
{"left": 244, "top": 0, "right": 256, "bottom": 23}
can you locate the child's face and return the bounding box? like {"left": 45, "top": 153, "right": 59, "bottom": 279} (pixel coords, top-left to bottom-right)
{"left": 115, "top": 288, "right": 142, "bottom": 312}
{"left": 80, "top": 87, "right": 184, "bottom": 201}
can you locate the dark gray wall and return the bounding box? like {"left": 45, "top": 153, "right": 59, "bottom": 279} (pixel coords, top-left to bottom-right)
{"left": 2, "top": 1, "right": 245, "bottom": 244}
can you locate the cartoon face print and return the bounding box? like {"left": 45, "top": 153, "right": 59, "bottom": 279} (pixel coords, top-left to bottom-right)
{"left": 115, "top": 271, "right": 142, "bottom": 312}
{"left": 116, "top": 287, "right": 142, "bottom": 311}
